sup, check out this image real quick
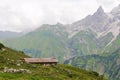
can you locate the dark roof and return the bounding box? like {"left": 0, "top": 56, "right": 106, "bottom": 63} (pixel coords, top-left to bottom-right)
{"left": 23, "top": 58, "right": 58, "bottom": 63}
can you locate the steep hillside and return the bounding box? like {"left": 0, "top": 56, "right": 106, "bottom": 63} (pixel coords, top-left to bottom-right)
{"left": 104, "top": 34, "right": 120, "bottom": 53}
{"left": 69, "top": 29, "right": 97, "bottom": 55}
{"left": 0, "top": 43, "right": 106, "bottom": 80}
{"left": 0, "top": 43, "right": 29, "bottom": 68}
{"left": 69, "top": 30, "right": 114, "bottom": 55}
{"left": 64, "top": 49, "right": 120, "bottom": 80}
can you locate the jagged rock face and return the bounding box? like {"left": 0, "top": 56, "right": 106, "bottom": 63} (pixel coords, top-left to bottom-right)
{"left": 69, "top": 5, "right": 120, "bottom": 38}
{"left": 91, "top": 6, "right": 109, "bottom": 32}
{"left": 93, "top": 6, "right": 107, "bottom": 20}
{"left": 70, "top": 6, "right": 110, "bottom": 33}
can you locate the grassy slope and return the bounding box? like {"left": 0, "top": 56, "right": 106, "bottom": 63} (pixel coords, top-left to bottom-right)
{"left": 0, "top": 44, "right": 29, "bottom": 68}
{"left": 0, "top": 64, "right": 107, "bottom": 80}
{"left": 0, "top": 43, "right": 106, "bottom": 80}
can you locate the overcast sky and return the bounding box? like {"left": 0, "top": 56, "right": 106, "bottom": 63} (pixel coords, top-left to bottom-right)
{"left": 0, "top": 0, "right": 120, "bottom": 32}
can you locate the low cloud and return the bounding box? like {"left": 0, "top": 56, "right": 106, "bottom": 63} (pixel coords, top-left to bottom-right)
{"left": 0, "top": 0, "right": 119, "bottom": 32}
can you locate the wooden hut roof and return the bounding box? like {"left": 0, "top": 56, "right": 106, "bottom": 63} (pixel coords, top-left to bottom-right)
{"left": 23, "top": 58, "right": 58, "bottom": 63}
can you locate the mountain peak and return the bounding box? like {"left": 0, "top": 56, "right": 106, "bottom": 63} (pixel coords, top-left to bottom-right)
{"left": 96, "top": 6, "right": 104, "bottom": 14}
{"left": 93, "top": 6, "right": 106, "bottom": 18}
{"left": 56, "top": 22, "right": 63, "bottom": 26}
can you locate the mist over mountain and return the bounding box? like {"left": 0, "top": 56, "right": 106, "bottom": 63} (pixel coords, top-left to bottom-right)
{"left": 0, "top": 6, "right": 35, "bottom": 32}
{"left": 0, "top": 31, "right": 24, "bottom": 40}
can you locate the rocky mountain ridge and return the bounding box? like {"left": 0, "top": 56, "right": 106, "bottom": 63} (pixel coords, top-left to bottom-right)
{"left": 67, "top": 5, "right": 120, "bottom": 39}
